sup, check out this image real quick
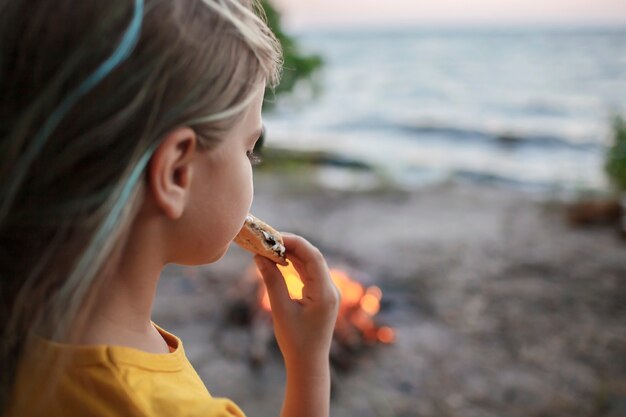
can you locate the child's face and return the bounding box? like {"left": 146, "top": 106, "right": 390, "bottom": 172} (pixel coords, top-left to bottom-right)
{"left": 179, "top": 84, "right": 265, "bottom": 264}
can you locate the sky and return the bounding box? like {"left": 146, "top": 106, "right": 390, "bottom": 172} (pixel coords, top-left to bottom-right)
{"left": 271, "top": 0, "right": 626, "bottom": 30}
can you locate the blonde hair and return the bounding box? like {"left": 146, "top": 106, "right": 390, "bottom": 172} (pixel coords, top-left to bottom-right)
{"left": 0, "top": 0, "right": 282, "bottom": 410}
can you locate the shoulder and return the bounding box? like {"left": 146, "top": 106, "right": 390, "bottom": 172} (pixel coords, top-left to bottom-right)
{"left": 10, "top": 358, "right": 247, "bottom": 417}
{"left": 8, "top": 358, "right": 147, "bottom": 417}
{"left": 10, "top": 326, "right": 247, "bottom": 417}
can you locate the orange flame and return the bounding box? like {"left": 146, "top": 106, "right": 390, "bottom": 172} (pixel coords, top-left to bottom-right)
{"left": 259, "top": 262, "right": 303, "bottom": 310}
{"left": 329, "top": 269, "right": 364, "bottom": 307}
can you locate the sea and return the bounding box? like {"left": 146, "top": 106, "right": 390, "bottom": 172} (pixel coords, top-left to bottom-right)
{"left": 262, "top": 26, "right": 626, "bottom": 193}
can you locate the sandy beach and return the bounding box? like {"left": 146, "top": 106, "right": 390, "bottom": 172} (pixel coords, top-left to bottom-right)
{"left": 153, "top": 163, "right": 626, "bottom": 417}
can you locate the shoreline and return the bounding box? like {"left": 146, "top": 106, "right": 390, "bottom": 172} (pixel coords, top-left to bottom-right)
{"left": 256, "top": 145, "right": 614, "bottom": 200}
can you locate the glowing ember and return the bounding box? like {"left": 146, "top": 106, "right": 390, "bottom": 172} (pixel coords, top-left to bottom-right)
{"left": 256, "top": 261, "right": 394, "bottom": 345}
{"left": 359, "top": 287, "right": 381, "bottom": 315}
{"left": 377, "top": 326, "right": 396, "bottom": 344}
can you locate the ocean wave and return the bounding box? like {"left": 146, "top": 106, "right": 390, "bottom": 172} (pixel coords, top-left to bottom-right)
{"left": 397, "top": 122, "right": 602, "bottom": 151}
{"left": 327, "top": 118, "right": 605, "bottom": 151}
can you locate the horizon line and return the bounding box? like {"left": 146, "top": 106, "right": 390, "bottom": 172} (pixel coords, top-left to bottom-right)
{"left": 284, "top": 18, "right": 626, "bottom": 33}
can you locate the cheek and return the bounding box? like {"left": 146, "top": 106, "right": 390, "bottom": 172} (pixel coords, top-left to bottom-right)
{"left": 235, "top": 160, "right": 254, "bottom": 217}
{"left": 244, "top": 163, "right": 254, "bottom": 204}
{"left": 208, "top": 152, "right": 253, "bottom": 205}
{"left": 216, "top": 158, "right": 254, "bottom": 232}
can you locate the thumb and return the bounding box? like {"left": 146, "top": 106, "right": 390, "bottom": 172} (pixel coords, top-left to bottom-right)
{"left": 254, "top": 256, "right": 293, "bottom": 314}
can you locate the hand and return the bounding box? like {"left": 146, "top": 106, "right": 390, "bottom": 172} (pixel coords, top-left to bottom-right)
{"left": 254, "top": 233, "right": 338, "bottom": 417}
{"left": 254, "top": 233, "right": 340, "bottom": 369}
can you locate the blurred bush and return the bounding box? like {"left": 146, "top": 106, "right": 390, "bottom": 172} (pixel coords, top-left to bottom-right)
{"left": 605, "top": 117, "right": 626, "bottom": 192}
{"left": 260, "top": 0, "right": 323, "bottom": 104}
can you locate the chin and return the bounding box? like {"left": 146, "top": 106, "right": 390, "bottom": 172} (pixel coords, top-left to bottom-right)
{"left": 176, "top": 247, "right": 228, "bottom": 267}
{"left": 204, "top": 245, "right": 229, "bottom": 264}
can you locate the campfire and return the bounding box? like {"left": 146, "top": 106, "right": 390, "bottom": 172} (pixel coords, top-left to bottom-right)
{"left": 258, "top": 263, "right": 395, "bottom": 346}
{"left": 226, "top": 260, "right": 394, "bottom": 371}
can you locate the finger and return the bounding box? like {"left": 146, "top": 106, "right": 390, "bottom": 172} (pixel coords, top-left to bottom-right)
{"left": 254, "top": 255, "right": 293, "bottom": 314}
{"left": 281, "top": 234, "right": 332, "bottom": 298}
{"left": 282, "top": 235, "right": 327, "bottom": 273}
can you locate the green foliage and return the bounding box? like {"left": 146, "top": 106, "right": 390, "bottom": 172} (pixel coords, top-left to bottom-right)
{"left": 260, "top": 0, "right": 323, "bottom": 103}
{"left": 605, "top": 116, "right": 626, "bottom": 192}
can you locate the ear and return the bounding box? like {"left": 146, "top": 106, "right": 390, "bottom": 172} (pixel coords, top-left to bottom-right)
{"left": 147, "top": 127, "right": 197, "bottom": 219}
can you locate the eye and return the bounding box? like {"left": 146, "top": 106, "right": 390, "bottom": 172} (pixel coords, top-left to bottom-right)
{"left": 247, "top": 150, "right": 263, "bottom": 166}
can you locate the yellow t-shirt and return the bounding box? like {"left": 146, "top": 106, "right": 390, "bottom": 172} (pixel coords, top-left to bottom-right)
{"left": 6, "top": 323, "right": 245, "bottom": 417}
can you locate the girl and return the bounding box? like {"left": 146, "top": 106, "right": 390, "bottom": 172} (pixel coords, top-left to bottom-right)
{"left": 0, "top": 0, "right": 339, "bottom": 416}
